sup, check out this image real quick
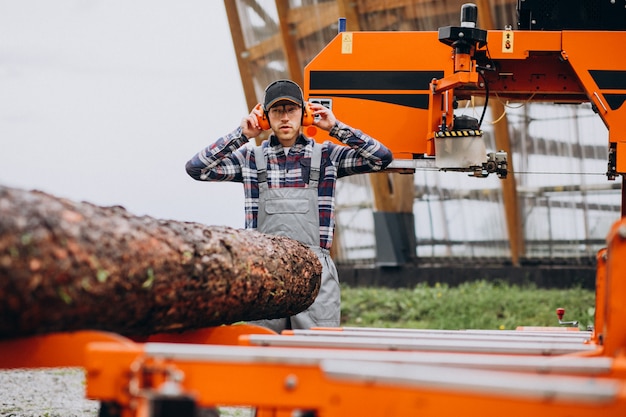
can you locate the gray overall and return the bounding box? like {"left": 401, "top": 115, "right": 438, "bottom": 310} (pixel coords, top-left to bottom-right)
{"left": 250, "top": 144, "right": 340, "bottom": 333}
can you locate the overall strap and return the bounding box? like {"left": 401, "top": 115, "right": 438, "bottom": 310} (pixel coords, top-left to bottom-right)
{"left": 309, "top": 143, "right": 322, "bottom": 188}
{"left": 254, "top": 146, "right": 267, "bottom": 184}
{"left": 256, "top": 143, "right": 321, "bottom": 187}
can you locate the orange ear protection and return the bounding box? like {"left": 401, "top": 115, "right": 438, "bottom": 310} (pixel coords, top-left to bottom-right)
{"left": 255, "top": 102, "right": 314, "bottom": 131}
{"left": 254, "top": 103, "right": 271, "bottom": 131}
{"left": 302, "top": 102, "right": 315, "bottom": 126}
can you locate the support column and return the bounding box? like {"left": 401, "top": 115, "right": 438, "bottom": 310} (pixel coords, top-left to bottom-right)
{"left": 224, "top": 0, "right": 258, "bottom": 110}
{"left": 477, "top": 0, "right": 524, "bottom": 266}
{"left": 275, "top": 0, "right": 304, "bottom": 87}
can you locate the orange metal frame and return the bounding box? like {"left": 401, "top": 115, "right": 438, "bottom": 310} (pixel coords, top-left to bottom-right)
{"left": 303, "top": 30, "right": 626, "bottom": 172}
{"left": 3, "top": 25, "right": 626, "bottom": 417}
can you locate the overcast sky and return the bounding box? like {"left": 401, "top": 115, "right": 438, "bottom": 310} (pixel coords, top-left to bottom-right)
{"left": 0, "top": 1, "right": 247, "bottom": 228}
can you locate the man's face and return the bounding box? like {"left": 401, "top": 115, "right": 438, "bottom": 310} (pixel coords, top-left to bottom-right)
{"left": 268, "top": 101, "right": 303, "bottom": 144}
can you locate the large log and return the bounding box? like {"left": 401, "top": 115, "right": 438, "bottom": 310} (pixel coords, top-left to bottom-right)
{"left": 0, "top": 185, "right": 321, "bottom": 339}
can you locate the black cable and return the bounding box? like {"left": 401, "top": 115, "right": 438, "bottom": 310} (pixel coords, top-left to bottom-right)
{"left": 412, "top": 167, "right": 610, "bottom": 176}
{"left": 478, "top": 70, "right": 489, "bottom": 128}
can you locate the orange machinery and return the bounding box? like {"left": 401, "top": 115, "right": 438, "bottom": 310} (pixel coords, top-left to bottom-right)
{"left": 3, "top": 4, "right": 626, "bottom": 417}
{"left": 303, "top": 4, "right": 626, "bottom": 183}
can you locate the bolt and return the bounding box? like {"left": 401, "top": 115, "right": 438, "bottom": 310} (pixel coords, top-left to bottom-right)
{"left": 284, "top": 374, "right": 298, "bottom": 391}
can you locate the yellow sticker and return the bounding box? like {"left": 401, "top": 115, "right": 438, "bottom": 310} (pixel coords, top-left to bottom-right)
{"left": 502, "top": 29, "right": 513, "bottom": 53}
{"left": 342, "top": 32, "right": 353, "bottom": 54}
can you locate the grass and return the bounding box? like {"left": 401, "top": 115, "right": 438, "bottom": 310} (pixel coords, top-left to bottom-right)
{"left": 340, "top": 280, "right": 596, "bottom": 331}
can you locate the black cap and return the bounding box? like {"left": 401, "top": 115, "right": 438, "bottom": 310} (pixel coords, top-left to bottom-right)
{"left": 263, "top": 80, "right": 303, "bottom": 110}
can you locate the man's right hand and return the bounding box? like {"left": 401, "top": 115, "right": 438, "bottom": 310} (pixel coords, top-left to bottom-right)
{"left": 241, "top": 105, "right": 265, "bottom": 138}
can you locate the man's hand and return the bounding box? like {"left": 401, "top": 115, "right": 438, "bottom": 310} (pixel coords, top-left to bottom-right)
{"left": 309, "top": 102, "right": 337, "bottom": 131}
{"left": 241, "top": 104, "right": 265, "bottom": 138}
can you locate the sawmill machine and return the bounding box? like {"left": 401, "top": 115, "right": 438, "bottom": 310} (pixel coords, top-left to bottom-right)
{"left": 303, "top": 2, "right": 626, "bottom": 186}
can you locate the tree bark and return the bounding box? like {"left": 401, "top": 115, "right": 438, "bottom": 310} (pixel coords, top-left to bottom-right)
{"left": 0, "top": 185, "right": 321, "bottom": 339}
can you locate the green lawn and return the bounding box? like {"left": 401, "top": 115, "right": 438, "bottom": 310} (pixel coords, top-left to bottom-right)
{"left": 340, "top": 280, "right": 595, "bottom": 331}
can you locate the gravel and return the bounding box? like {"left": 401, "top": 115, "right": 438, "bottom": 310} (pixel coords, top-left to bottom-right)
{"left": 0, "top": 368, "right": 253, "bottom": 417}
{"left": 0, "top": 368, "right": 98, "bottom": 417}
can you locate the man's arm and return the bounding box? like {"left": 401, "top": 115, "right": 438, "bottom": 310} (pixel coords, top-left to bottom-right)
{"left": 327, "top": 121, "right": 393, "bottom": 177}
{"left": 307, "top": 101, "right": 392, "bottom": 176}
{"left": 186, "top": 105, "right": 268, "bottom": 182}
{"left": 185, "top": 127, "right": 250, "bottom": 182}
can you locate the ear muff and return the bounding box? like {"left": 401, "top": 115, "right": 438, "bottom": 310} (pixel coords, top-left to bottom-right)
{"left": 302, "top": 102, "right": 314, "bottom": 126}
{"left": 254, "top": 103, "right": 271, "bottom": 131}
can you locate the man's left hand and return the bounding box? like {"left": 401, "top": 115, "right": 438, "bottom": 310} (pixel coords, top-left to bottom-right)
{"left": 309, "top": 102, "right": 337, "bottom": 131}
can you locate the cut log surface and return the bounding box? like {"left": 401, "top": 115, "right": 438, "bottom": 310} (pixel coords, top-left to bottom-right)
{"left": 0, "top": 185, "right": 321, "bottom": 339}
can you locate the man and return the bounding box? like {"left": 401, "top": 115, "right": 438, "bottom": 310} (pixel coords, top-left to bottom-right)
{"left": 185, "top": 79, "right": 393, "bottom": 332}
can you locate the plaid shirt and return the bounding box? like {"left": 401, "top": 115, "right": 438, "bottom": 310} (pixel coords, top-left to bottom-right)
{"left": 185, "top": 121, "right": 393, "bottom": 250}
